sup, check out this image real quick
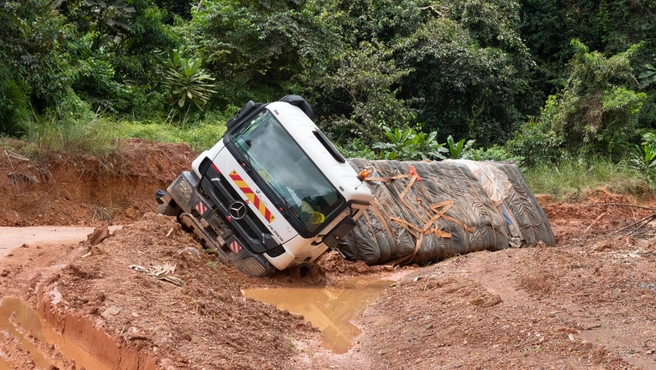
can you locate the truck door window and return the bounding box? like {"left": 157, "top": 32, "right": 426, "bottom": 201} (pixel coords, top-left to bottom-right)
{"left": 232, "top": 110, "right": 344, "bottom": 233}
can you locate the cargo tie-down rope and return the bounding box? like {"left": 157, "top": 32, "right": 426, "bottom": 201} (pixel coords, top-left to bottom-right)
{"left": 365, "top": 165, "right": 473, "bottom": 266}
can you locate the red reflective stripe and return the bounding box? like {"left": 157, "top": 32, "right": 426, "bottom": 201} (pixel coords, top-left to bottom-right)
{"left": 228, "top": 170, "right": 275, "bottom": 223}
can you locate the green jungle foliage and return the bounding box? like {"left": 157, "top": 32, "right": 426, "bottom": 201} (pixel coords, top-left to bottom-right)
{"left": 509, "top": 40, "right": 647, "bottom": 166}
{"left": 1, "top": 0, "right": 656, "bottom": 191}
{"left": 164, "top": 49, "right": 217, "bottom": 123}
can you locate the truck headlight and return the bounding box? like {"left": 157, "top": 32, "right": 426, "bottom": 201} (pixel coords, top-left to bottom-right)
{"left": 172, "top": 177, "right": 193, "bottom": 203}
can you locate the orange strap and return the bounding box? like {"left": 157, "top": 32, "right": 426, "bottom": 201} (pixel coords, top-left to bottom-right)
{"left": 363, "top": 165, "right": 472, "bottom": 266}
{"left": 370, "top": 202, "right": 395, "bottom": 243}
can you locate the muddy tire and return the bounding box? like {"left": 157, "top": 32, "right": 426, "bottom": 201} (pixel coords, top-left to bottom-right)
{"left": 237, "top": 253, "right": 277, "bottom": 278}
{"left": 176, "top": 211, "right": 193, "bottom": 232}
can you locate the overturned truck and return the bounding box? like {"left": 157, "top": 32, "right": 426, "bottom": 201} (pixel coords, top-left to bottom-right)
{"left": 158, "top": 96, "right": 554, "bottom": 276}
{"left": 338, "top": 159, "right": 556, "bottom": 266}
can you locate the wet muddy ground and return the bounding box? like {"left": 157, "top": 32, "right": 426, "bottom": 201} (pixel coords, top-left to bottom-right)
{"left": 1, "top": 140, "right": 656, "bottom": 369}
{"left": 0, "top": 226, "right": 122, "bottom": 258}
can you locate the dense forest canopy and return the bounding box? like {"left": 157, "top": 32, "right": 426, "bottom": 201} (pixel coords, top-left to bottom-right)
{"left": 1, "top": 0, "right": 655, "bottom": 165}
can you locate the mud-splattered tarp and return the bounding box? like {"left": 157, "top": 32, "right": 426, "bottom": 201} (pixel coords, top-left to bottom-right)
{"left": 337, "top": 159, "right": 555, "bottom": 266}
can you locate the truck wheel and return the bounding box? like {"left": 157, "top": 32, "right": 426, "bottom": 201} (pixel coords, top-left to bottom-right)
{"left": 158, "top": 203, "right": 179, "bottom": 216}
{"left": 238, "top": 253, "right": 277, "bottom": 278}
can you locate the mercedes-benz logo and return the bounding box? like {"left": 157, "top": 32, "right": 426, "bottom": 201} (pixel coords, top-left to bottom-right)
{"left": 229, "top": 201, "right": 247, "bottom": 220}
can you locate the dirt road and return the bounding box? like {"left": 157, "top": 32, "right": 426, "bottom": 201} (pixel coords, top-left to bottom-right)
{"left": 0, "top": 226, "right": 122, "bottom": 258}
{"left": 1, "top": 140, "right": 655, "bottom": 369}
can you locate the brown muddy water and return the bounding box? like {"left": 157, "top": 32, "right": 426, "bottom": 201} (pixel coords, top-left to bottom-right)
{"left": 242, "top": 278, "right": 391, "bottom": 354}
{"left": 0, "top": 297, "right": 112, "bottom": 370}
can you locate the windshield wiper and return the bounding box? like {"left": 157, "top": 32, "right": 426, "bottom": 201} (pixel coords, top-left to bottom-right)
{"left": 235, "top": 144, "right": 258, "bottom": 175}
{"left": 267, "top": 187, "right": 299, "bottom": 219}
{"left": 276, "top": 192, "right": 296, "bottom": 216}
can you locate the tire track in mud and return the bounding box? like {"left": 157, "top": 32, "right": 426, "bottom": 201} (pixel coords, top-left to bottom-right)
{"left": 0, "top": 225, "right": 155, "bottom": 370}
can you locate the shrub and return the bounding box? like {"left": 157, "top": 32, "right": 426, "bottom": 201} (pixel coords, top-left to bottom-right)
{"left": 23, "top": 91, "right": 122, "bottom": 162}
{"left": 0, "top": 64, "right": 31, "bottom": 136}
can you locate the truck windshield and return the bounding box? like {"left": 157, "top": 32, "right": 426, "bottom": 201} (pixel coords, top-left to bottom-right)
{"left": 231, "top": 110, "right": 344, "bottom": 233}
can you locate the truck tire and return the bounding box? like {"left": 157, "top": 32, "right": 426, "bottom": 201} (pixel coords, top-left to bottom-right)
{"left": 238, "top": 253, "right": 277, "bottom": 278}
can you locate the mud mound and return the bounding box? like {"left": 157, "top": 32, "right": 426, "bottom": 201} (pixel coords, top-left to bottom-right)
{"left": 544, "top": 187, "right": 656, "bottom": 222}
{"left": 314, "top": 250, "right": 395, "bottom": 277}
{"left": 39, "top": 214, "right": 321, "bottom": 369}
{"left": 0, "top": 139, "right": 196, "bottom": 226}
{"left": 358, "top": 231, "right": 656, "bottom": 369}
{"left": 542, "top": 187, "right": 656, "bottom": 245}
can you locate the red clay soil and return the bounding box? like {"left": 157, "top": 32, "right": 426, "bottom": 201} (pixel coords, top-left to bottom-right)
{"left": 0, "top": 139, "right": 196, "bottom": 226}
{"left": 1, "top": 140, "right": 656, "bottom": 369}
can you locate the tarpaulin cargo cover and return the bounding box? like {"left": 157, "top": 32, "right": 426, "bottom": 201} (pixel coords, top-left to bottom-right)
{"left": 337, "top": 159, "right": 555, "bottom": 266}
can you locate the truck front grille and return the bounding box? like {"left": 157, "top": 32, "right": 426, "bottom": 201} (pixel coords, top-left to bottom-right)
{"left": 200, "top": 168, "right": 272, "bottom": 254}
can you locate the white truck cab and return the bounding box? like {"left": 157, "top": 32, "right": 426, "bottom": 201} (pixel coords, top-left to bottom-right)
{"left": 157, "top": 96, "right": 373, "bottom": 277}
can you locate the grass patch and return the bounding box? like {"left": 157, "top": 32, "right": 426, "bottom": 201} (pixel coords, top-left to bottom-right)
{"left": 117, "top": 106, "right": 235, "bottom": 152}
{"left": 523, "top": 157, "right": 652, "bottom": 200}
{"left": 23, "top": 112, "right": 122, "bottom": 162}
{"left": 118, "top": 120, "right": 227, "bottom": 152}
{"left": 11, "top": 94, "right": 236, "bottom": 167}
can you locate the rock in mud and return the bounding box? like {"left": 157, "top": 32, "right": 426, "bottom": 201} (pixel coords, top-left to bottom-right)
{"left": 87, "top": 225, "right": 109, "bottom": 246}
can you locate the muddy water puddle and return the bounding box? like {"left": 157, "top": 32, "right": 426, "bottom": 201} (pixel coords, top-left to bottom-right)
{"left": 243, "top": 278, "right": 391, "bottom": 354}
{"left": 0, "top": 297, "right": 111, "bottom": 370}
